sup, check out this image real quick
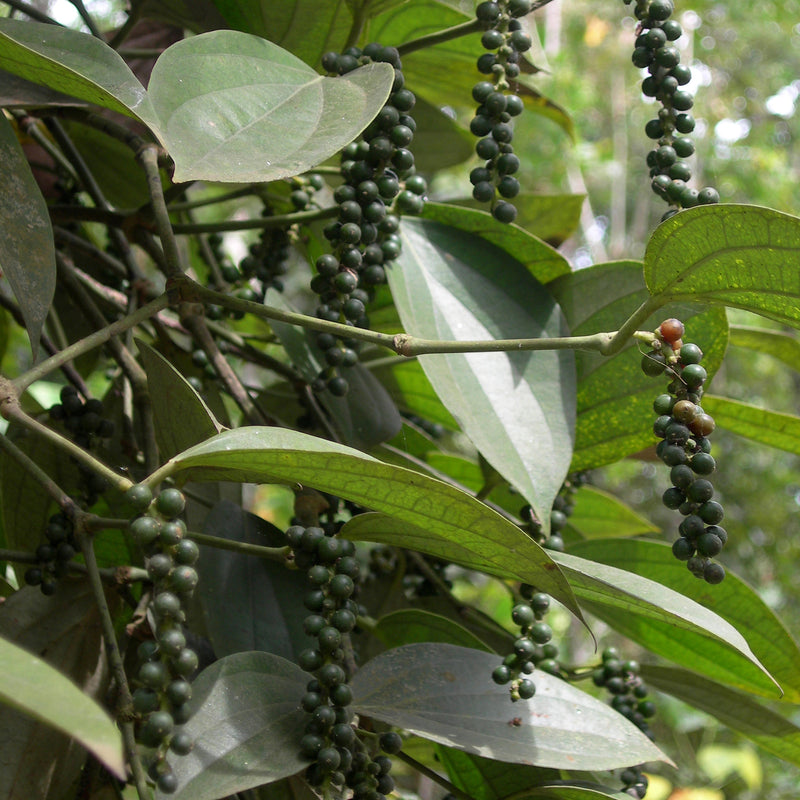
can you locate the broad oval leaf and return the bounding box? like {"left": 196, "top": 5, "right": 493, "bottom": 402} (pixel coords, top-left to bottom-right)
{"left": 155, "top": 427, "right": 583, "bottom": 620}
{"left": 148, "top": 31, "right": 394, "bottom": 182}
{"left": 569, "top": 538, "right": 800, "bottom": 702}
{"left": 393, "top": 217, "right": 576, "bottom": 535}
{"left": 547, "top": 260, "right": 728, "bottom": 471}
{"left": 196, "top": 501, "right": 308, "bottom": 661}
{"left": 0, "top": 19, "right": 161, "bottom": 133}
{"left": 349, "top": 643, "right": 670, "bottom": 770}
{"left": 0, "top": 634, "right": 124, "bottom": 779}
{"left": 551, "top": 551, "right": 779, "bottom": 698}
{"left": 436, "top": 747, "right": 560, "bottom": 800}
{"left": 162, "top": 651, "right": 308, "bottom": 800}
{"left": 373, "top": 609, "right": 496, "bottom": 652}
{"left": 0, "top": 113, "right": 55, "bottom": 358}
{"left": 702, "top": 395, "right": 800, "bottom": 456}
{"left": 640, "top": 664, "right": 800, "bottom": 769}
{"left": 138, "top": 341, "right": 225, "bottom": 460}
{"left": 644, "top": 204, "right": 800, "bottom": 329}
{"left": 447, "top": 194, "right": 586, "bottom": 247}
{"left": 728, "top": 325, "right": 800, "bottom": 372}
{"left": 566, "top": 486, "right": 659, "bottom": 540}
{"left": 341, "top": 511, "right": 576, "bottom": 609}
{"left": 421, "top": 203, "right": 571, "bottom": 284}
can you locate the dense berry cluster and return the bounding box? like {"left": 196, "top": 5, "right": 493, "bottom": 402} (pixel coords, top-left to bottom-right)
{"left": 624, "top": 0, "right": 719, "bottom": 218}
{"left": 592, "top": 647, "right": 655, "bottom": 797}
{"left": 521, "top": 472, "right": 589, "bottom": 551}
{"left": 642, "top": 318, "right": 726, "bottom": 584}
{"left": 315, "top": 45, "right": 425, "bottom": 397}
{"left": 127, "top": 486, "right": 199, "bottom": 794}
{"left": 24, "top": 511, "right": 77, "bottom": 595}
{"left": 469, "top": 0, "right": 534, "bottom": 223}
{"left": 49, "top": 385, "right": 114, "bottom": 505}
{"left": 284, "top": 523, "right": 399, "bottom": 797}
{"left": 492, "top": 587, "right": 561, "bottom": 700}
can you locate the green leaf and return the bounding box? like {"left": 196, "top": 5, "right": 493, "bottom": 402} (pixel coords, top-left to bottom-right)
{"left": 0, "top": 634, "right": 124, "bottom": 778}
{"left": 196, "top": 501, "right": 308, "bottom": 661}
{"left": 208, "top": 0, "right": 354, "bottom": 66}
{"left": 551, "top": 551, "right": 779, "bottom": 698}
{"left": 511, "top": 786, "right": 632, "bottom": 800}
{"left": 640, "top": 664, "right": 800, "bottom": 769}
{"left": 644, "top": 204, "right": 800, "bottom": 329}
{"left": 349, "top": 643, "right": 670, "bottom": 770}
{"left": 701, "top": 395, "right": 800, "bottom": 455}
{"left": 368, "top": 359, "right": 459, "bottom": 431}
{"left": 547, "top": 260, "right": 729, "bottom": 471}
{"left": 373, "top": 609, "right": 495, "bottom": 652}
{"left": 164, "top": 652, "right": 308, "bottom": 800}
{"left": 158, "top": 427, "right": 583, "bottom": 618}
{"left": 448, "top": 194, "right": 586, "bottom": 247}
{"left": 420, "top": 203, "right": 571, "bottom": 284}
{"left": 133, "top": 0, "right": 229, "bottom": 32}
{"left": 437, "top": 747, "right": 560, "bottom": 800}
{"left": 408, "top": 96, "right": 474, "bottom": 172}
{"left": 569, "top": 538, "right": 800, "bottom": 701}
{"left": 392, "top": 217, "right": 576, "bottom": 535}
{"left": 0, "top": 19, "right": 161, "bottom": 133}
{"left": 137, "top": 341, "right": 225, "bottom": 460}
{"left": 149, "top": 31, "right": 394, "bottom": 182}
{"left": 566, "top": 486, "right": 659, "bottom": 540}
{"left": 0, "top": 113, "right": 55, "bottom": 358}
{"left": 728, "top": 325, "right": 800, "bottom": 372}
{"left": 0, "top": 67, "right": 90, "bottom": 108}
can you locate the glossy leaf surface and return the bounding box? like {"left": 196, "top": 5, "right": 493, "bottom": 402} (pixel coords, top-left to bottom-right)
{"left": 163, "top": 652, "right": 308, "bottom": 800}
{"left": 149, "top": 31, "right": 393, "bottom": 182}
{"left": 641, "top": 664, "right": 800, "bottom": 769}
{"left": 645, "top": 204, "right": 800, "bottom": 328}
{"left": 0, "top": 19, "right": 160, "bottom": 131}
{"left": 393, "top": 217, "right": 576, "bottom": 535}
{"left": 570, "top": 538, "right": 800, "bottom": 701}
{"left": 552, "top": 551, "right": 778, "bottom": 697}
{"left": 0, "top": 632, "right": 123, "bottom": 779}
{"left": 728, "top": 325, "right": 800, "bottom": 372}
{"left": 373, "top": 609, "right": 495, "bottom": 652}
{"left": 566, "top": 486, "right": 659, "bottom": 540}
{"left": 138, "top": 341, "right": 225, "bottom": 460}
{"left": 702, "top": 395, "right": 800, "bottom": 456}
{"left": 349, "top": 643, "right": 670, "bottom": 770}
{"left": 160, "top": 428, "right": 582, "bottom": 617}
{"left": 0, "top": 113, "right": 55, "bottom": 357}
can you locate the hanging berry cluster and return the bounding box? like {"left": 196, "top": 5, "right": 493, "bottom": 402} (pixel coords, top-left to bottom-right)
{"left": 491, "top": 586, "right": 560, "bottom": 700}
{"left": 284, "top": 522, "right": 401, "bottom": 797}
{"left": 126, "top": 485, "right": 199, "bottom": 795}
{"left": 591, "top": 647, "right": 656, "bottom": 797}
{"left": 624, "top": 0, "right": 719, "bottom": 219}
{"left": 469, "top": 0, "right": 533, "bottom": 224}
{"left": 642, "top": 318, "right": 726, "bottom": 584}
{"left": 24, "top": 511, "right": 77, "bottom": 595}
{"left": 315, "top": 44, "right": 425, "bottom": 397}
{"left": 49, "top": 385, "right": 115, "bottom": 505}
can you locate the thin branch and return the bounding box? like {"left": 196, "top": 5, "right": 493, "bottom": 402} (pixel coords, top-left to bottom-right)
{"left": 0, "top": 549, "right": 148, "bottom": 584}
{"left": 397, "top": 19, "right": 482, "bottom": 57}
{"left": 13, "top": 293, "right": 170, "bottom": 392}
{"left": 0, "top": 0, "right": 63, "bottom": 24}
{"left": 65, "top": 0, "right": 102, "bottom": 38}
{"left": 0, "top": 430, "right": 73, "bottom": 510}
{"left": 73, "top": 515, "right": 151, "bottom": 800}
{"left": 9, "top": 111, "right": 80, "bottom": 184}
{"left": 185, "top": 530, "right": 291, "bottom": 562}
{"left": 171, "top": 205, "right": 336, "bottom": 234}
{"left": 1, "top": 402, "right": 132, "bottom": 492}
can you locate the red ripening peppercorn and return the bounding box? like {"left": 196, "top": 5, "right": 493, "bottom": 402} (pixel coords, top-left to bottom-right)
{"left": 659, "top": 318, "right": 685, "bottom": 343}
